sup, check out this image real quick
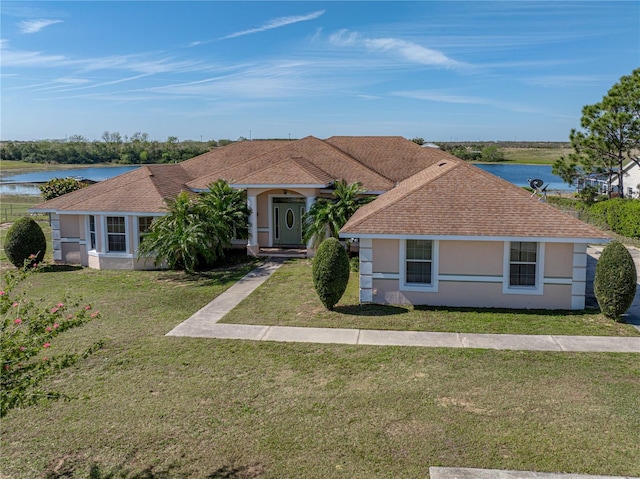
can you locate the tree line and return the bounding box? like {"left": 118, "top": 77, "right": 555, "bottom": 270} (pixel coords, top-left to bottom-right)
{"left": 0, "top": 132, "right": 235, "bottom": 165}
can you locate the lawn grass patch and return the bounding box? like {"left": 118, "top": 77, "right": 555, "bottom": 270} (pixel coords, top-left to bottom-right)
{"left": 500, "top": 147, "right": 572, "bottom": 165}
{"left": 222, "top": 260, "right": 639, "bottom": 337}
{"left": 0, "top": 263, "right": 638, "bottom": 478}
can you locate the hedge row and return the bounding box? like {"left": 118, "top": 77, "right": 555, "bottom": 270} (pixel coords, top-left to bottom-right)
{"left": 588, "top": 198, "right": 640, "bottom": 239}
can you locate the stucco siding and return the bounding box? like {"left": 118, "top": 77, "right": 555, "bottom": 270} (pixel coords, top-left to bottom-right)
{"left": 544, "top": 242, "right": 573, "bottom": 278}
{"left": 372, "top": 239, "right": 399, "bottom": 273}
{"left": 439, "top": 240, "right": 503, "bottom": 276}
{"left": 59, "top": 214, "right": 81, "bottom": 238}
{"left": 61, "top": 242, "right": 82, "bottom": 265}
{"left": 257, "top": 193, "right": 269, "bottom": 229}
{"left": 372, "top": 278, "right": 571, "bottom": 309}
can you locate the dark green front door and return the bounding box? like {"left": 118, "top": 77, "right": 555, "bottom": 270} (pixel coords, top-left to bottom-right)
{"left": 273, "top": 199, "right": 305, "bottom": 246}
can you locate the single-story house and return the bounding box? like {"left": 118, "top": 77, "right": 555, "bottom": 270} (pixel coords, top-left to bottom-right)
{"left": 31, "top": 135, "right": 608, "bottom": 310}
{"left": 339, "top": 158, "right": 608, "bottom": 310}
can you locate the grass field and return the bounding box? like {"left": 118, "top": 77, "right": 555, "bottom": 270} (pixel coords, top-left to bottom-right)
{"left": 501, "top": 147, "right": 572, "bottom": 165}
{"left": 1, "top": 260, "right": 639, "bottom": 478}
{"left": 222, "top": 260, "right": 639, "bottom": 337}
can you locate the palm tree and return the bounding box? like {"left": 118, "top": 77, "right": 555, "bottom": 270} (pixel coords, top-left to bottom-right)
{"left": 302, "top": 180, "right": 373, "bottom": 248}
{"left": 138, "top": 180, "right": 250, "bottom": 273}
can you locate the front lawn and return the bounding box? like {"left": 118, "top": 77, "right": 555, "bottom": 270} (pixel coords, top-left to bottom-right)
{"left": 222, "top": 260, "right": 639, "bottom": 337}
{"left": 1, "top": 262, "right": 638, "bottom": 478}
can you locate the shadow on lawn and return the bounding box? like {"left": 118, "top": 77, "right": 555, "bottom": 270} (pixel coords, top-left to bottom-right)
{"left": 333, "top": 303, "right": 409, "bottom": 316}
{"left": 413, "top": 304, "right": 601, "bottom": 317}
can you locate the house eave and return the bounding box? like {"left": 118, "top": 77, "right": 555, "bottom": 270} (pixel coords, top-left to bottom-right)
{"left": 338, "top": 232, "right": 609, "bottom": 244}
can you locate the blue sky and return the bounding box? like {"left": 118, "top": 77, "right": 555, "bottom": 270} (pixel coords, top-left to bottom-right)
{"left": 1, "top": 1, "right": 638, "bottom": 142}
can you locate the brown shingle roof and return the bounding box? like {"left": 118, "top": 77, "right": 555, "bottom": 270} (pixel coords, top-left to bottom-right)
{"left": 230, "top": 156, "right": 335, "bottom": 186}
{"left": 31, "top": 164, "right": 192, "bottom": 213}
{"left": 186, "top": 136, "right": 396, "bottom": 191}
{"left": 341, "top": 161, "right": 608, "bottom": 240}
{"left": 325, "top": 136, "right": 457, "bottom": 183}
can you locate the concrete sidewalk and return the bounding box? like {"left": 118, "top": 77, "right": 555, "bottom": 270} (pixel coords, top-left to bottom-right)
{"left": 166, "top": 256, "right": 640, "bottom": 353}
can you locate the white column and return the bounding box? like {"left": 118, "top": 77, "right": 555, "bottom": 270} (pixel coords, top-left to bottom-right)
{"left": 571, "top": 243, "right": 588, "bottom": 310}
{"left": 359, "top": 238, "right": 373, "bottom": 303}
{"left": 247, "top": 195, "right": 259, "bottom": 256}
{"left": 305, "top": 196, "right": 316, "bottom": 257}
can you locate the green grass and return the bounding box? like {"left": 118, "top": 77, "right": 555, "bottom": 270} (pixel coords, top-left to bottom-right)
{"left": 222, "top": 260, "right": 639, "bottom": 337}
{"left": 0, "top": 262, "right": 638, "bottom": 478}
{"left": 500, "top": 147, "right": 572, "bottom": 165}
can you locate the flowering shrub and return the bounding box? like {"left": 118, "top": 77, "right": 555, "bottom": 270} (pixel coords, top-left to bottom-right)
{"left": 0, "top": 264, "right": 103, "bottom": 417}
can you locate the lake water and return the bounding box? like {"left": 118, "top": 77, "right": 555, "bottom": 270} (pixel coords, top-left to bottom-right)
{"left": 0, "top": 166, "right": 139, "bottom": 196}
{"left": 0, "top": 163, "right": 572, "bottom": 196}
{"left": 474, "top": 163, "right": 571, "bottom": 191}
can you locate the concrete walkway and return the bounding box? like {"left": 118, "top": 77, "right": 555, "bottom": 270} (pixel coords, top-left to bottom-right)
{"left": 166, "top": 251, "right": 640, "bottom": 353}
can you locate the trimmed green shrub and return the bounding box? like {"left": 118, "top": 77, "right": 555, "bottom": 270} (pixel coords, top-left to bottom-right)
{"left": 312, "top": 238, "right": 350, "bottom": 310}
{"left": 594, "top": 241, "right": 637, "bottom": 320}
{"left": 3, "top": 217, "right": 46, "bottom": 269}
{"left": 589, "top": 198, "right": 640, "bottom": 238}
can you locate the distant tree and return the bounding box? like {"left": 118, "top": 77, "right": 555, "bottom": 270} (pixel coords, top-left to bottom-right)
{"left": 39, "top": 177, "right": 88, "bottom": 201}
{"left": 411, "top": 137, "right": 425, "bottom": 145}
{"left": 303, "top": 180, "right": 373, "bottom": 248}
{"left": 481, "top": 144, "right": 505, "bottom": 162}
{"left": 553, "top": 68, "right": 640, "bottom": 198}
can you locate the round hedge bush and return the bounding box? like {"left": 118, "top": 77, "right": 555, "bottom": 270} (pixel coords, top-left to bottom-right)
{"left": 3, "top": 217, "right": 47, "bottom": 269}
{"left": 594, "top": 241, "right": 637, "bottom": 320}
{"left": 312, "top": 237, "right": 350, "bottom": 310}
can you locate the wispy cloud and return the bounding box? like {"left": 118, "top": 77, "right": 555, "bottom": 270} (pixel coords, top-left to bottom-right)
{"left": 18, "top": 19, "right": 62, "bottom": 34}
{"left": 393, "top": 90, "right": 488, "bottom": 104}
{"left": 221, "top": 10, "right": 325, "bottom": 40}
{"left": 329, "top": 30, "right": 464, "bottom": 69}
{"left": 523, "top": 74, "right": 608, "bottom": 88}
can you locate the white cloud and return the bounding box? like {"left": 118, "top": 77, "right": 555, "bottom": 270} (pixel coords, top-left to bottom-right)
{"left": 221, "top": 10, "right": 325, "bottom": 40}
{"left": 393, "top": 90, "right": 488, "bottom": 104}
{"left": 18, "top": 19, "right": 62, "bottom": 34}
{"left": 329, "top": 30, "right": 464, "bottom": 69}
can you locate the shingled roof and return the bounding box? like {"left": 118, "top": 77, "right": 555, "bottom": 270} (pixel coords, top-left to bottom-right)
{"left": 31, "top": 164, "right": 193, "bottom": 214}
{"left": 340, "top": 160, "right": 608, "bottom": 241}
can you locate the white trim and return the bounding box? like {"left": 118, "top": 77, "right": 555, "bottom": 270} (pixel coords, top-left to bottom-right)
{"left": 399, "top": 239, "right": 439, "bottom": 292}
{"left": 104, "top": 215, "right": 129, "bottom": 254}
{"left": 32, "top": 209, "right": 166, "bottom": 217}
{"left": 502, "top": 241, "right": 545, "bottom": 295}
{"left": 339, "top": 232, "right": 607, "bottom": 244}
{"left": 372, "top": 272, "right": 400, "bottom": 280}
{"left": 543, "top": 277, "right": 572, "bottom": 285}
{"left": 439, "top": 274, "right": 502, "bottom": 283}
{"left": 231, "top": 183, "right": 327, "bottom": 189}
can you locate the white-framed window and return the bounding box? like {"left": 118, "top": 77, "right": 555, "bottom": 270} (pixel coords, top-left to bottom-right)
{"left": 503, "top": 241, "right": 544, "bottom": 295}
{"left": 88, "top": 215, "right": 97, "bottom": 250}
{"left": 138, "top": 216, "right": 154, "bottom": 246}
{"left": 106, "top": 216, "right": 127, "bottom": 253}
{"left": 399, "top": 239, "right": 438, "bottom": 292}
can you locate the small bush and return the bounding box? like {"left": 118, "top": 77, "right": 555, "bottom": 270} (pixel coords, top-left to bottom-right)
{"left": 594, "top": 241, "right": 637, "bottom": 320}
{"left": 312, "top": 238, "right": 350, "bottom": 310}
{"left": 3, "top": 217, "right": 46, "bottom": 269}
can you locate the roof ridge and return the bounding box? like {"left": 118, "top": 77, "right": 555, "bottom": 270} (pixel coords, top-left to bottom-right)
{"left": 343, "top": 160, "right": 462, "bottom": 232}
{"left": 317, "top": 137, "right": 397, "bottom": 187}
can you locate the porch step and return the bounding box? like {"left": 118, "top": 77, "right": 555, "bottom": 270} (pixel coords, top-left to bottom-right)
{"left": 257, "top": 247, "right": 307, "bottom": 258}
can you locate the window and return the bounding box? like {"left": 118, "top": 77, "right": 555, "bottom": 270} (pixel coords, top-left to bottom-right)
{"left": 509, "top": 242, "right": 537, "bottom": 287}
{"left": 405, "top": 240, "right": 432, "bottom": 285}
{"left": 138, "top": 217, "right": 154, "bottom": 245}
{"left": 106, "top": 216, "right": 126, "bottom": 252}
{"left": 88, "top": 215, "right": 96, "bottom": 250}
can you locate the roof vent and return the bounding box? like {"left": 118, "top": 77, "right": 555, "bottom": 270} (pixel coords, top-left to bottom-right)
{"left": 438, "top": 162, "right": 447, "bottom": 167}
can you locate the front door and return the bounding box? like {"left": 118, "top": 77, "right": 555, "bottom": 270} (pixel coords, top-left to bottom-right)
{"left": 272, "top": 199, "right": 305, "bottom": 246}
